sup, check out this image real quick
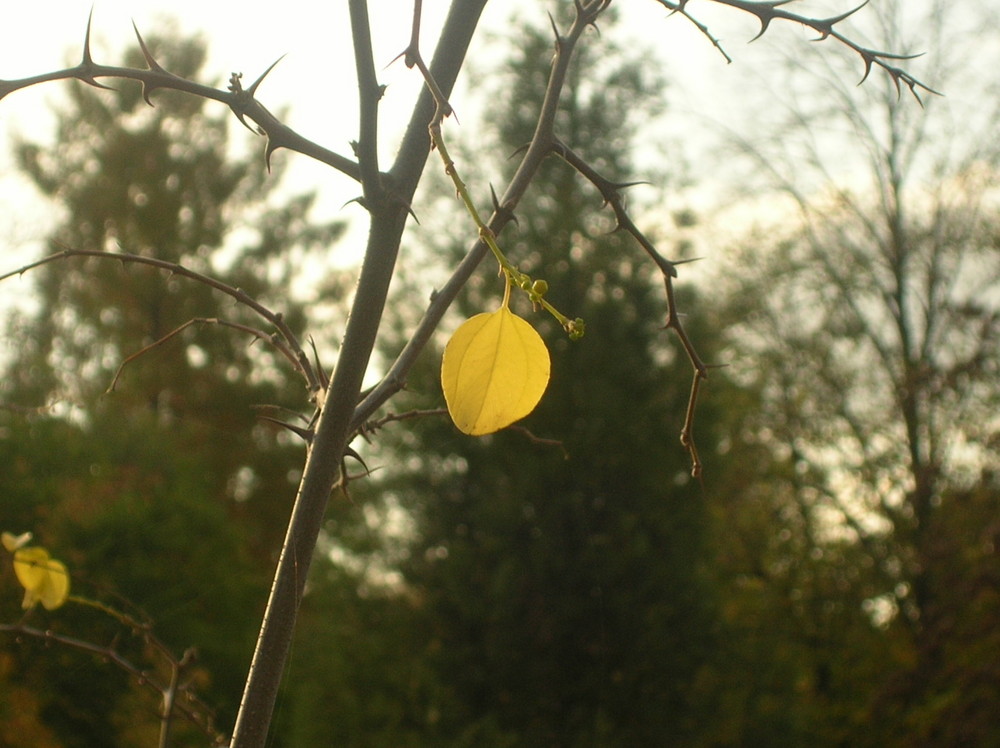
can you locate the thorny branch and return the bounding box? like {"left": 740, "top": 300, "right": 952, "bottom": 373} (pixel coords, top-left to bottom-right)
{"left": 108, "top": 317, "right": 303, "bottom": 395}
{"left": 0, "top": 11, "right": 361, "bottom": 179}
{"left": 551, "top": 139, "right": 711, "bottom": 474}
{"left": 656, "top": 0, "right": 938, "bottom": 100}
{"left": 0, "top": 247, "right": 322, "bottom": 396}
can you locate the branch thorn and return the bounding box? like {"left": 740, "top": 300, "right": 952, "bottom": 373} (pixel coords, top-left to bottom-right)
{"left": 247, "top": 55, "right": 286, "bottom": 98}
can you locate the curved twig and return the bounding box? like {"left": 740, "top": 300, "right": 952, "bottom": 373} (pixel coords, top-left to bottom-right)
{"left": 108, "top": 317, "right": 305, "bottom": 394}
{"left": 1, "top": 247, "right": 321, "bottom": 395}
{"left": 552, "top": 139, "right": 712, "bottom": 473}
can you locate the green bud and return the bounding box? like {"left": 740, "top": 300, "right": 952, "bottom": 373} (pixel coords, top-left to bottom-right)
{"left": 566, "top": 317, "right": 585, "bottom": 340}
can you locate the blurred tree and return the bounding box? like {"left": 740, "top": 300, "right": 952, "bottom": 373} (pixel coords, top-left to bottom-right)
{"left": 714, "top": 0, "right": 1000, "bottom": 741}
{"left": 1, "top": 28, "right": 343, "bottom": 746}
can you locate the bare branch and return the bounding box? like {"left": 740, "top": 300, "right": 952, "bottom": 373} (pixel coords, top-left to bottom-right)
{"left": 0, "top": 620, "right": 225, "bottom": 746}
{"left": 107, "top": 317, "right": 305, "bottom": 395}
{"left": 551, "top": 139, "right": 712, "bottom": 475}
{"left": 0, "top": 247, "right": 321, "bottom": 395}
{"left": 653, "top": 0, "right": 939, "bottom": 99}
{"left": 349, "top": 0, "right": 385, "bottom": 205}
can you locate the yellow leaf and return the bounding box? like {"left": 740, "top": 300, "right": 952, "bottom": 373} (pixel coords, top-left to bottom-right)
{"left": 2, "top": 531, "right": 32, "bottom": 552}
{"left": 13, "top": 547, "right": 70, "bottom": 610}
{"left": 441, "top": 306, "right": 550, "bottom": 435}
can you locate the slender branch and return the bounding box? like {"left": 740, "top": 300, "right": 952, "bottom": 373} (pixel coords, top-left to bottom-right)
{"left": 550, "top": 140, "right": 710, "bottom": 474}
{"left": 349, "top": 0, "right": 384, "bottom": 204}
{"left": 0, "top": 247, "right": 320, "bottom": 395}
{"left": 414, "top": 59, "right": 583, "bottom": 335}
{"left": 108, "top": 318, "right": 304, "bottom": 394}
{"left": 553, "top": 140, "right": 677, "bottom": 278}
{"left": 359, "top": 407, "right": 449, "bottom": 436}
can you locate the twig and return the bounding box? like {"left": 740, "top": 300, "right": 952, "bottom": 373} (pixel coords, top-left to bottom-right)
{"left": 1, "top": 246, "right": 321, "bottom": 395}
{"left": 108, "top": 318, "right": 305, "bottom": 394}
{"left": 552, "top": 139, "right": 708, "bottom": 475}
{"left": 349, "top": 0, "right": 384, "bottom": 205}
{"left": 0, "top": 620, "right": 225, "bottom": 745}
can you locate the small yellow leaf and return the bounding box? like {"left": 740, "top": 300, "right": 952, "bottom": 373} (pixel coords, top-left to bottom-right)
{"left": 2, "top": 531, "right": 32, "bottom": 552}
{"left": 441, "top": 306, "right": 550, "bottom": 435}
{"left": 13, "top": 547, "right": 70, "bottom": 610}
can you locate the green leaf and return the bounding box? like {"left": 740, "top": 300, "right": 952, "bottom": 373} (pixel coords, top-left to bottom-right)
{"left": 441, "top": 306, "right": 550, "bottom": 435}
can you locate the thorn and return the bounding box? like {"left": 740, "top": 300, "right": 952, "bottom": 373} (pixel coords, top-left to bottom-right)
{"left": 264, "top": 138, "right": 281, "bottom": 173}
{"left": 131, "top": 21, "right": 166, "bottom": 106}
{"left": 547, "top": 12, "right": 564, "bottom": 50}
{"left": 748, "top": 17, "right": 773, "bottom": 43}
{"left": 77, "top": 7, "right": 116, "bottom": 92}
{"left": 388, "top": 48, "right": 409, "bottom": 69}
{"left": 819, "top": 0, "right": 871, "bottom": 28}
{"left": 507, "top": 143, "right": 530, "bottom": 161}
{"left": 247, "top": 55, "right": 286, "bottom": 97}
{"left": 857, "top": 55, "right": 875, "bottom": 86}
{"left": 131, "top": 21, "right": 165, "bottom": 72}
{"left": 232, "top": 110, "right": 257, "bottom": 134}
{"left": 342, "top": 195, "right": 368, "bottom": 211}
{"left": 82, "top": 6, "right": 97, "bottom": 66}
{"left": 308, "top": 337, "right": 329, "bottom": 389}
{"left": 260, "top": 416, "right": 314, "bottom": 443}
{"left": 343, "top": 446, "right": 371, "bottom": 476}
{"left": 612, "top": 179, "right": 651, "bottom": 192}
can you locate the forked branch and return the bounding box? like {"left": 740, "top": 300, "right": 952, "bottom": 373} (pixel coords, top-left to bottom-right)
{"left": 352, "top": 0, "right": 612, "bottom": 432}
